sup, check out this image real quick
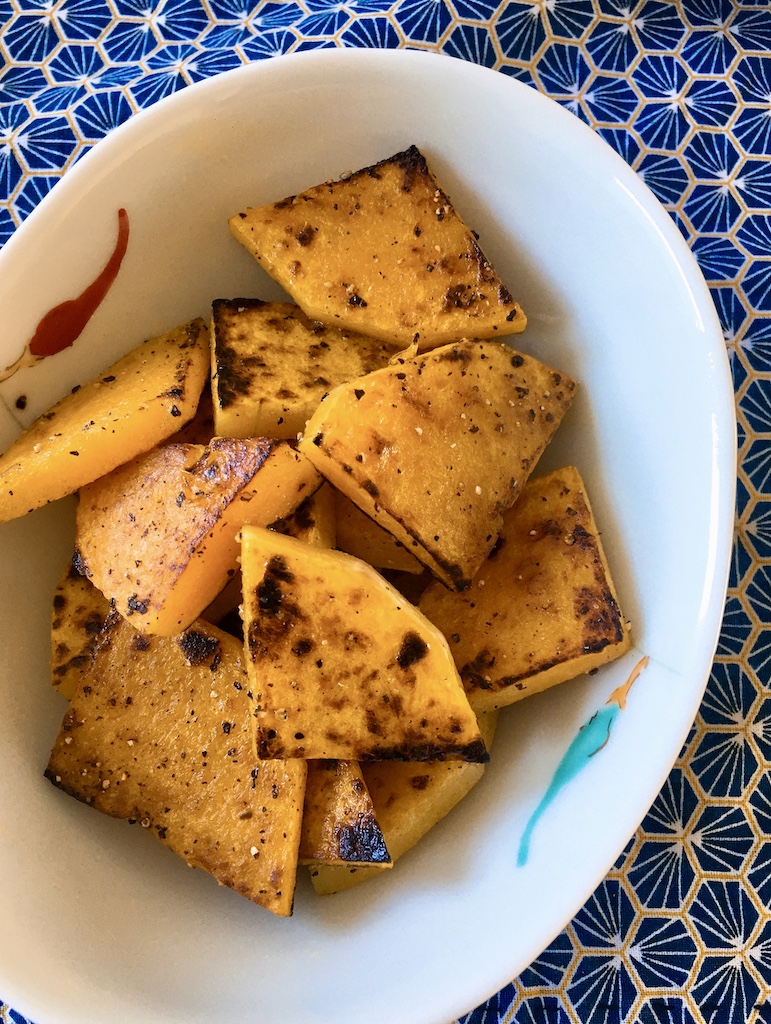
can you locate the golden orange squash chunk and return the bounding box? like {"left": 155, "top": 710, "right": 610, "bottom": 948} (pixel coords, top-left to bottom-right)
{"left": 210, "top": 298, "right": 398, "bottom": 439}
{"left": 333, "top": 489, "right": 423, "bottom": 574}
{"left": 51, "top": 560, "right": 110, "bottom": 701}
{"left": 45, "top": 615, "right": 306, "bottom": 917}
{"left": 300, "top": 759, "right": 391, "bottom": 869}
{"left": 419, "top": 466, "right": 632, "bottom": 712}
{"left": 75, "top": 438, "right": 321, "bottom": 635}
{"left": 229, "top": 146, "right": 526, "bottom": 349}
{"left": 0, "top": 319, "right": 209, "bottom": 523}
{"left": 299, "top": 340, "right": 576, "bottom": 590}
{"left": 240, "top": 526, "right": 487, "bottom": 764}
{"left": 310, "top": 711, "right": 497, "bottom": 895}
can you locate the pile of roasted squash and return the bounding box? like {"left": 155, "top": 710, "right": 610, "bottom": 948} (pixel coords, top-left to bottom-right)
{"left": 0, "top": 146, "right": 630, "bottom": 916}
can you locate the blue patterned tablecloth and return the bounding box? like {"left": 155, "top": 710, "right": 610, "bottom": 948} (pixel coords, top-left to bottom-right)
{"left": 1, "top": 3, "right": 770, "bottom": 1024}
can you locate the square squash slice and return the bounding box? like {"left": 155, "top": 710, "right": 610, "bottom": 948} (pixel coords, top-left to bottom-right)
{"left": 240, "top": 526, "right": 488, "bottom": 764}
{"left": 299, "top": 340, "right": 576, "bottom": 590}
{"left": 75, "top": 439, "right": 321, "bottom": 635}
{"left": 0, "top": 319, "right": 209, "bottom": 524}
{"left": 228, "top": 146, "right": 526, "bottom": 349}
{"left": 419, "top": 466, "right": 632, "bottom": 712}
{"left": 45, "top": 615, "right": 307, "bottom": 917}
{"left": 211, "top": 298, "right": 398, "bottom": 439}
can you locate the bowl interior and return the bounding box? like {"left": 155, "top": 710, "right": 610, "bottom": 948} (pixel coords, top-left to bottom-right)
{"left": 0, "top": 49, "right": 735, "bottom": 1024}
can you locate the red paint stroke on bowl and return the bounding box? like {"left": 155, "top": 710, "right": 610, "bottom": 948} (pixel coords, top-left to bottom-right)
{"left": 28, "top": 207, "right": 130, "bottom": 358}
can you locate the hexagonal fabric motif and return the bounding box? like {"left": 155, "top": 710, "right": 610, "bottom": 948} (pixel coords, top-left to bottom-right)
{"left": 750, "top": 772, "right": 771, "bottom": 839}
{"left": 1, "top": 11, "right": 62, "bottom": 64}
{"left": 627, "top": 838, "right": 698, "bottom": 909}
{"left": 73, "top": 90, "right": 134, "bottom": 143}
{"left": 584, "top": 17, "right": 641, "bottom": 74}
{"left": 732, "top": 54, "right": 771, "bottom": 103}
{"left": 733, "top": 105, "right": 771, "bottom": 158}
{"left": 494, "top": 3, "right": 548, "bottom": 63}
{"left": 635, "top": 2, "right": 687, "bottom": 52}
{"left": 535, "top": 41, "right": 592, "bottom": 101}
{"left": 627, "top": 915, "right": 697, "bottom": 989}
{"left": 743, "top": 438, "right": 771, "bottom": 499}
{"left": 571, "top": 878, "right": 636, "bottom": 947}
{"left": 749, "top": 695, "right": 771, "bottom": 760}
{"left": 730, "top": 532, "right": 754, "bottom": 591}
{"left": 748, "top": 849, "right": 771, "bottom": 931}
{"left": 680, "top": 27, "right": 738, "bottom": 77}
{"left": 638, "top": 152, "right": 683, "bottom": 206}
{"left": 15, "top": 114, "right": 79, "bottom": 173}
{"left": 0, "top": 66, "right": 47, "bottom": 103}
{"left": 444, "top": 24, "right": 497, "bottom": 67}
{"left": 688, "top": 804, "right": 756, "bottom": 874}
{"left": 691, "top": 235, "right": 746, "bottom": 283}
{"left": 690, "top": 879, "right": 761, "bottom": 950}
{"left": 584, "top": 74, "right": 639, "bottom": 124}
{"left": 748, "top": 918, "right": 771, "bottom": 991}
{"left": 732, "top": 8, "right": 771, "bottom": 51}
{"left": 742, "top": 262, "right": 771, "bottom": 315}
{"left": 393, "top": 0, "right": 454, "bottom": 44}
{"left": 683, "top": 183, "right": 741, "bottom": 235}
{"left": 697, "top": 660, "right": 759, "bottom": 729}
{"left": 57, "top": 0, "right": 113, "bottom": 42}
{"left": 341, "top": 16, "right": 401, "bottom": 48}
{"left": 710, "top": 285, "right": 749, "bottom": 344}
{"left": 740, "top": 379, "right": 771, "bottom": 437}
{"left": 639, "top": 767, "right": 701, "bottom": 836}
{"left": 685, "top": 78, "right": 737, "bottom": 128}
{"left": 458, "top": 982, "right": 517, "bottom": 1024}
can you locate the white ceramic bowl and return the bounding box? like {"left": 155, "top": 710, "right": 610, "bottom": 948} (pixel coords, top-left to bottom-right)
{"left": 0, "top": 49, "right": 735, "bottom": 1024}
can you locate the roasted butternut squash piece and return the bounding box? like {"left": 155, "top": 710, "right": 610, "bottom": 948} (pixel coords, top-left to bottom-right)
{"left": 0, "top": 319, "right": 209, "bottom": 523}
{"left": 310, "top": 711, "right": 497, "bottom": 894}
{"left": 299, "top": 340, "right": 576, "bottom": 590}
{"left": 211, "top": 298, "right": 398, "bottom": 439}
{"left": 51, "top": 559, "right": 110, "bottom": 701}
{"left": 75, "top": 439, "right": 321, "bottom": 635}
{"left": 240, "top": 527, "right": 488, "bottom": 763}
{"left": 45, "top": 615, "right": 306, "bottom": 917}
{"left": 334, "top": 489, "right": 423, "bottom": 574}
{"left": 419, "top": 467, "right": 632, "bottom": 712}
{"left": 201, "top": 482, "right": 337, "bottom": 632}
{"left": 229, "top": 146, "right": 526, "bottom": 349}
{"left": 300, "top": 759, "right": 391, "bottom": 868}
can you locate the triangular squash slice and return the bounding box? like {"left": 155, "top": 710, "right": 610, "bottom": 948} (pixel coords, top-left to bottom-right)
{"left": 240, "top": 526, "right": 488, "bottom": 763}
{"left": 299, "top": 340, "right": 576, "bottom": 590}
{"left": 300, "top": 759, "right": 391, "bottom": 868}
{"left": 229, "top": 146, "right": 526, "bottom": 350}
